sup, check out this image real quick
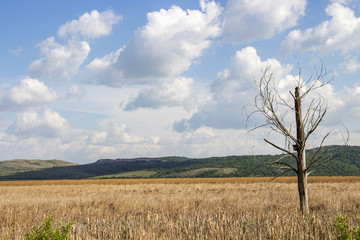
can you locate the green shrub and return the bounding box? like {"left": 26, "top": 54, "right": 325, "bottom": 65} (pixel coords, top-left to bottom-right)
{"left": 335, "top": 215, "right": 360, "bottom": 240}
{"left": 24, "top": 216, "right": 73, "bottom": 240}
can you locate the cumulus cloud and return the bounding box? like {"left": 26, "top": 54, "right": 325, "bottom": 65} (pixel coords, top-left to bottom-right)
{"left": 85, "top": 48, "right": 124, "bottom": 86}
{"left": 29, "top": 9, "right": 121, "bottom": 81}
{"left": 7, "top": 109, "right": 70, "bottom": 138}
{"left": 210, "top": 47, "right": 291, "bottom": 96}
{"left": 282, "top": 3, "right": 360, "bottom": 54}
{"left": 87, "top": 0, "right": 222, "bottom": 86}
{"left": 124, "top": 77, "right": 194, "bottom": 110}
{"left": 0, "top": 78, "right": 57, "bottom": 111}
{"left": 58, "top": 10, "right": 121, "bottom": 40}
{"left": 339, "top": 56, "right": 360, "bottom": 74}
{"left": 223, "top": 0, "right": 306, "bottom": 43}
{"left": 28, "top": 37, "right": 90, "bottom": 81}
{"left": 174, "top": 47, "right": 293, "bottom": 131}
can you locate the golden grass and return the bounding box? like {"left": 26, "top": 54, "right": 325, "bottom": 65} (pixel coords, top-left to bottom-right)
{"left": 1, "top": 176, "right": 360, "bottom": 186}
{"left": 0, "top": 177, "right": 360, "bottom": 239}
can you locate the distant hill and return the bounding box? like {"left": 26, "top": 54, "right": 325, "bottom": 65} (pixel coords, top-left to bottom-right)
{"left": 0, "top": 159, "right": 78, "bottom": 177}
{"left": 0, "top": 145, "right": 359, "bottom": 180}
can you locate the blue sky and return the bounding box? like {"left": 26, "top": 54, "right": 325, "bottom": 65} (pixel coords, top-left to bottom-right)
{"left": 1, "top": 0, "right": 360, "bottom": 163}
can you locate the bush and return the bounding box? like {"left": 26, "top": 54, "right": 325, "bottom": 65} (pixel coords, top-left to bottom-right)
{"left": 335, "top": 215, "right": 360, "bottom": 240}
{"left": 24, "top": 216, "right": 73, "bottom": 240}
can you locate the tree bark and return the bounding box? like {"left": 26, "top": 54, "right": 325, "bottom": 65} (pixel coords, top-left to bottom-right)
{"left": 297, "top": 150, "right": 309, "bottom": 214}
{"left": 294, "top": 87, "right": 309, "bottom": 214}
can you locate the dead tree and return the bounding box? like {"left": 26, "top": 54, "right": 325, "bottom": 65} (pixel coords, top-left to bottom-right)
{"left": 249, "top": 64, "right": 344, "bottom": 214}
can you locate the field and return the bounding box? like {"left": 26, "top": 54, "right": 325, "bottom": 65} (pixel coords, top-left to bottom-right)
{"left": 1, "top": 177, "right": 360, "bottom": 239}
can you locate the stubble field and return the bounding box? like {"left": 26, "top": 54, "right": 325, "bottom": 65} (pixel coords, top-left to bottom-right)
{"left": 0, "top": 177, "right": 360, "bottom": 239}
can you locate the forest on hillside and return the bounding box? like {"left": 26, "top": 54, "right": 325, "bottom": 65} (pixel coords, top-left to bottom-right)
{"left": 1, "top": 145, "right": 359, "bottom": 180}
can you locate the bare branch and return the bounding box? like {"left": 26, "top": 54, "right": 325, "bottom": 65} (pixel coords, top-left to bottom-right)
{"left": 306, "top": 126, "right": 349, "bottom": 172}
{"left": 270, "top": 168, "right": 294, "bottom": 181}
{"left": 302, "top": 99, "right": 315, "bottom": 127}
{"left": 304, "top": 109, "right": 327, "bottom": 142}
{"left": 254, "top": 67, "right": 298, "bottom": 144}
{"left": 305, "top": 132, "right": 330, "bottom": 172}
{"left": 341, "top": 126, "right": 350, "bottom": 145}
{"left": 264, "top": 139, "right": 297, "bottom": 159}
{"left": 306, "top": 170, "right": 314, "bottom": 177}
{"left": 301, "top": 63, "right": 334, "bottom": 98}
{"left": 266, "top": 157, "right": 298, "bottom": 174}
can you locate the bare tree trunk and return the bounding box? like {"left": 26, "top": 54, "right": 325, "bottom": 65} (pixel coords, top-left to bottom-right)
{"left": 295, "top": 87, "right": 309, "bottom": 214}
{"left": 297, "top": 150, "right": 309, "bottom": 214}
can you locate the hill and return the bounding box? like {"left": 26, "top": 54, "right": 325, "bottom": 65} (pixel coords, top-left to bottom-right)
{"left": 0, "top": 159, "right": 78, "bottom": 177}
{"left": 0, "top": 145, "right": 359, "bottom": 180}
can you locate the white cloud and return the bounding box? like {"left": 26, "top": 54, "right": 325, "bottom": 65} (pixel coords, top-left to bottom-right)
{"left": 85, "top": 48, "right": 124, "bottom": 86}
{"left": 325, "top": 85, "right": 360, "bottom": 127}
{"left": 88, "top": 131, "right": 107, "bottom": 144}
{"left": 28, "top": 9, "right": 120, "bottom": 82}
{"left": 330, "top": 0, "right": 353, "bottom": 5}
{"left": 211, "top": 47, "right": 292, "bottom": 95}
{"left": 282, "top": 3, "right": 360, "bottom": 54}
{"left": 223, "top": 0, "right": 306, "bottom": 43}
{"left": 86, "top": 48, "right": 123, "bottom": 72}
{"left": 124, "top": 77, "right": 194, "bottom": 110}
{"left": 339, "top": 56, "right": 360, "bottom": 74}
{"left": 88, "top": 0, "right": 222, "bottom": 86}
{"left": 8, "top": 47, "right": 23, "bottom": 55}
{"left": 102, "top": 122, "right": 144, "bottom": 144}
{"left": 28, "top": 37, "right": 90, "bottom": 81}
{"left": 174, "top": 47, "right": 293, "bottom": 131}
{"left": 7, "top": 109, "right": 70, "bottom": 138}
{"left": 58, "top": 10, "right": 121, "bottom": 40}
{"left": 82, "top": 121, "right": 163, "bottom": 160}
{"left": 1, "top": 80, "right": 356, "bottom": 162}
{"left": 0, "top": 112, "right": 165, "bottom": 162}
{"left": 0, "top": 78, "right": 57, "bottom": 111}
{"left": 66, "top": 84, "right": 86, "bottom": 100}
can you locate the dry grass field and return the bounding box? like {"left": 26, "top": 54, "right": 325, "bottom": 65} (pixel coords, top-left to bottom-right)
{"left": 0, "top": 177, "right": 360, "bottom": 239}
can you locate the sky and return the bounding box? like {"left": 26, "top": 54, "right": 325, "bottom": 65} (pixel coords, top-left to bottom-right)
{"left": 1, "top": 0, "right": 360, "bottom": 163}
